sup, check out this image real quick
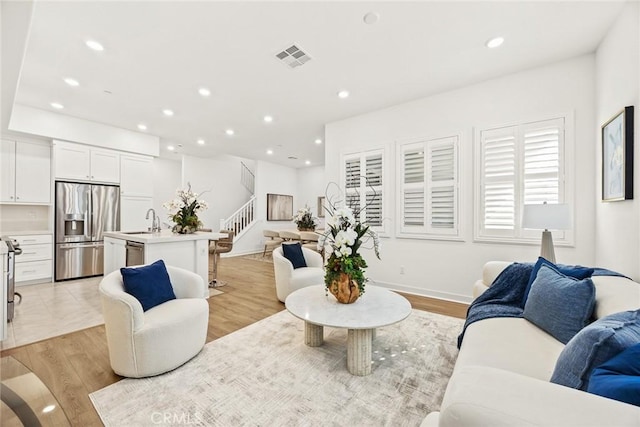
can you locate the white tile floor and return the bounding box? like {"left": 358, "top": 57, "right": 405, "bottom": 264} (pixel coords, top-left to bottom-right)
{"left": 2, "top": 277, "right": 223, "bottom": 351}
{"left": 2, "top": 277, "right": 104, "bottom": 350}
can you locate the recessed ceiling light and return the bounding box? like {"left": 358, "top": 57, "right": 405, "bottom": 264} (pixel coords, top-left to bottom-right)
{"left": 225, "top": 129, "right": 235, "bottom": 136}
{"left": 50, "top": 102, "right": 64, "bottom": 109}
{"left": 486, "top": 36, "right": 504, "bottom": 49}
{"left": 305, "top": 160, "right": 311, "bottom": 165}
{"left": 85, "top": 40, "right": 104, "bottom": 51}
{"left": 137, "top": 123, "right": 147, "bottom": 131}
{"left": 314, "top": 138, "right": 322, "bottom": 144}
{"left": 162, "top": 109, "right": 174, "bottom": 116}
{"left": 264, "top": 115, "right": 273, "bottom": 123}
{"left": 363, "top": 12, "right": 380, "bottom": 25}
{"left": 337, "top": 90, "right": 350, "bottom": 99}
{"left": 266, "top": 149, "right": 273, "bottom": 155}
{"left": 64, "top": 78, "right": 79, "bottom": 87}
{"left": 198, "top": 87, "right": 211, "bottom": 97}
{"left": 197, "top": 139, "right": 205, "bottom": 145}
{"left": 167, "top": 145, "right": 175, "bottom": 151}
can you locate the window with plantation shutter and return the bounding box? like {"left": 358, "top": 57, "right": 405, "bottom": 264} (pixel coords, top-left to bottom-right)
{"left": 397, "top": 135, "right": 459, "bottom": 239}
{"left": 341, "top": 149, "right": 387, "bottom": 234}
{"left": 475, "top": 117, "right": 567, "bottom": 242}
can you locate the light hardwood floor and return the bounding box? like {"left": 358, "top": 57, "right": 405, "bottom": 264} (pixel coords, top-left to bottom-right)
{"left": 1, "top": 256, "right": 468, "bottom": 426}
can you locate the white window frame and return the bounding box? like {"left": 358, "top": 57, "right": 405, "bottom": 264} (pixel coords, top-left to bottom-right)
{"left": 474, "top": 113, "right": 575, "bottom": 246}
{"left": 396, "top": 134, "right": 461, "bottom": 240}
{"left": 340, "top": 147, "right": 390, "bottom": 236}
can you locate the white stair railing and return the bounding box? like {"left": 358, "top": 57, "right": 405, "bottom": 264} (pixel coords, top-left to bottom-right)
{"left": 219, "top": 195, "right": 256, "bottom": 238}
{"left": 240, "top": 162, "right": 255, "bottom": 195}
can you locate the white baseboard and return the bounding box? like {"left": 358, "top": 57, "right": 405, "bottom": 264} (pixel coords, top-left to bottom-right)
{"left": 372, "top": 280, "right": 473, "bottom": 304}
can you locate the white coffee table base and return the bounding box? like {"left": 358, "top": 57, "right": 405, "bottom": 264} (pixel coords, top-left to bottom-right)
{"left": 286, "top": 286, "right": 411, "bottom": 377}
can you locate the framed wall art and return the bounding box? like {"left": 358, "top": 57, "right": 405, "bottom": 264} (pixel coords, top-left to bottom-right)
{"left": 602, "top": 105, "right": 634, "bottom": 201}
{"left": 267, "top": 193, "right": 293, "bottom": 220}
{"left": 317, "top": 196, "right": 326, "bottom": 218}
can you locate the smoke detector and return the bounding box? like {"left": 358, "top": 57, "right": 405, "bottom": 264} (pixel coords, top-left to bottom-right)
{"left": 275, "top": 44, "right": 311, "bottom": 69}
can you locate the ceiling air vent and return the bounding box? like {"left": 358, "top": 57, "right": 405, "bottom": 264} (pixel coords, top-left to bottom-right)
{"left": 275, "top": 44, "right": 311, "bottom": 69}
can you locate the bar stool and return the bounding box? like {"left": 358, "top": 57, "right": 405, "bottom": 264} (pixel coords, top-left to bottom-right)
{"left": 209, "top": 229, "right": 234, "bottom": 287}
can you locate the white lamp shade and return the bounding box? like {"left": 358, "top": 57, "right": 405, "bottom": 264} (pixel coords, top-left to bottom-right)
{"left": 522, "top": 203, "right": 571, "bottom": 230}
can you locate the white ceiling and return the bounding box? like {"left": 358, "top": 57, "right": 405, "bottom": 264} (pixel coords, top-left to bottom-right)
{"left": 12, "top": 1, "right": 626, "bottom": 167}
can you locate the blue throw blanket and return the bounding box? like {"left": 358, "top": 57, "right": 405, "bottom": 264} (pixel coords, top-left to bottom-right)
{"left": 457, "top": 263, "right": 623, "bottom": 348}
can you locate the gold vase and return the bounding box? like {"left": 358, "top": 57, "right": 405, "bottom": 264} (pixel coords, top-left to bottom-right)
{"left": 328, "top": 272, "right": 360, "bottom": 304}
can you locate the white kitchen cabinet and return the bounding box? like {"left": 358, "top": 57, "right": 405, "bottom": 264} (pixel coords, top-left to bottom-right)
{"left": 0, "top": 140, "right": 51, "bottom": 204}
{"left": 120, "top": 195, "right": 154, "bottom": 231}
{"left": 120, "top": 154, "right": 154, "bottom": 197}
{"left": 103, "top": 237, "right": 126, "bottom": 275}
{"left": 12, "top": 234, "right": 53, "bottom": 285}
{"left": 53, "top": 141, "right": 120, "bottom": 183}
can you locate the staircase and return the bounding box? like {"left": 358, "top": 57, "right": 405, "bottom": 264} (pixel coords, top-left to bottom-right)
{"left": 219, "top": 162, "right": 257, "bottom": 239}
{"left": 219, "top": 196, "right": 256, "bottom": 239}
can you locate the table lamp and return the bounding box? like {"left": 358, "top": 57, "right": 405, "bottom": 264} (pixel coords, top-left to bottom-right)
{"left": 522, "top": 202, "right": 571, "bottom": 264}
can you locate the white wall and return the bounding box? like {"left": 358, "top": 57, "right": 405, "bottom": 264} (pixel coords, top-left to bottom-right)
{"left": 325, "top": 55, "right": 597, "bottom": 303}
{"left": 181, "top": 154, "right": 254, "bottom": 231}
{"left": 595, "top": 2, "right": 640, "bottom": 279}
{"left": 153, "top": 157, "right": 182, "bottom": 227}
{"left": 9, "top": 104, "right": 159, "bottom": 156}
{"left": 296, "top": 165, "right": 326, "bottom": 229}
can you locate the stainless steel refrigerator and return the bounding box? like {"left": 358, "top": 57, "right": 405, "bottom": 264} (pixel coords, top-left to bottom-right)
{"left": 55, "top": 181, "right": 120, "bottom": 281}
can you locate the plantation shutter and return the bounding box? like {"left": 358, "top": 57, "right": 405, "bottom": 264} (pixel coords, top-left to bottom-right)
{"left": 523, "top": 118, "right": 563, "bottom": 205}
{"left": 480, "top": 127, "right": 517, "bottom": 234}
{"left": 427, "top": 137, "right": 457, "bottom": 233}
{"left": 341, "top": 149, "right": 385, "bottom": 233}
{"left": 398, "top": 136, "right": 459, "bottom": 238}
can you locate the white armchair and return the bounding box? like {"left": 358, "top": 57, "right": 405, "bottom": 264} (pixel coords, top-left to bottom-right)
{"left": 99, "top": 265, "right": 209, "bottom": 378}
{"left": 273, "top": 245, "right": 324, "bottom": 302}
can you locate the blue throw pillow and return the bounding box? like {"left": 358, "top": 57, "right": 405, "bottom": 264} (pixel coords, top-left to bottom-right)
{"left": 523, "top": 264, "right": 595, "bottom": 344}
{"left": 282, "top": 243, "right": 307, "bottom": 269}
{"left": 551, "top": 310, "right": 640, "bottom": 391}
{"left": 588, "top": 343, "right": 640, "bottom": 406}
{"left": 524, "top": 257, "right": 594, "bottom": 304}
{"left": 121, "top": 259, "right": 176, "bottom": 311}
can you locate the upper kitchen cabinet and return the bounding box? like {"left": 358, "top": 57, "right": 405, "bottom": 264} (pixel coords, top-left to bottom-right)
{"left": 0, "top": 140, "right": 51, "bottom": 204}
{"left": 120, "top": 154, "right": 154, "bottom": 197}
{"left": 53, "top": 140, "right": 120, "bottom": 183}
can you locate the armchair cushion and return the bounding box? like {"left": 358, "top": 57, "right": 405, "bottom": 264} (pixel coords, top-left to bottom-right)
{"left": 282, "top": 243, "right": 307, "bottom": 269}
{"left": 121, "top": 259, "right": 176, "bottom": 311}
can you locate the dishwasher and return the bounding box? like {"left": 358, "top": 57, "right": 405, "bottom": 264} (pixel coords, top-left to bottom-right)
{"left": 125, "top": 241, "right": 145, "bottom": 266}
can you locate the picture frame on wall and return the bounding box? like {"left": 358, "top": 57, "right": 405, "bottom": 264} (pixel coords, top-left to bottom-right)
{"left": 267, "top": 193, "right": 293, "bottom": 220}
{"left": 602, "top": 105, "right": 634, "bottom": 201}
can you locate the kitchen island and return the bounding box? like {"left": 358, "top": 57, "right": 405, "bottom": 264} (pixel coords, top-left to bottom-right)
{"left": 103, "top": 230, "right": 227, "bottom": 297}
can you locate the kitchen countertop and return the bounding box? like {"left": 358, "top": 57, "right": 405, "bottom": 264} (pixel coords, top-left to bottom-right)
{"left": 103, "top": 230, "right": 228, "bottom": 244}
{"left": 0, "top": 230, "right": 52, "bottom": 236}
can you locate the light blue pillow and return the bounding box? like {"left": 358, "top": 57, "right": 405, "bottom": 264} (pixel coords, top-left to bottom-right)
{"left": 523, "top": 257, "right": 594, "bottom": 304}
{"left": 523, "top": 264, "right": 595, "bottom": 344}
{"left": 551, "top": 310, "right": 640, "bottom": 391}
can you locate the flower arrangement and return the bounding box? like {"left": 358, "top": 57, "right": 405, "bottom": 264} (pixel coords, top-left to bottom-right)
{"left": 293, "top": 205, "right": 318, "bottom": 231}
{"left": 163, "top": 183, "right": 208, "bottom": 234}
{"left": 319, "top": 203, "right": 380, "bottom": 303}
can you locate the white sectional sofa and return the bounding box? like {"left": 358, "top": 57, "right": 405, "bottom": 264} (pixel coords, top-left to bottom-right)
{"left": 425, "top": 261, "right": 640, "bottom": 426}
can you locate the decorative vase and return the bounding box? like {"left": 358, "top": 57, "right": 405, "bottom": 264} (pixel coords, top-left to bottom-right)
{"left": 172, "top": 223, "right": 198, "bottom": 234}
{"left": 297, "top": 226, "right": 315, "bottom": 232}
{"left": 327, "top": 272, "right": 360, "bottom": 304}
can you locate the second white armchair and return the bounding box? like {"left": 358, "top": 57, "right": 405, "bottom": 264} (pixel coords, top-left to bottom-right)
{"left": 273, "top": 245, "right": 324, "bottom": 302}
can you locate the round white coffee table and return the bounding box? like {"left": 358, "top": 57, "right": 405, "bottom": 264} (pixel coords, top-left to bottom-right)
{"left": 285, "top": 285, "right": 412, "bottom": 376}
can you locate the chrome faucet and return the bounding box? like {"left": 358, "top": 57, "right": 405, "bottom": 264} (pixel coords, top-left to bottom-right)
{"left": 146, "top": 208, "right": 161, "bottom": 232}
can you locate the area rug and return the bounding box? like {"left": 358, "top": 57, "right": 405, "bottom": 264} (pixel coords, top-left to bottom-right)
{"left": 90, "top": 309, "right": 463, "bottom": 426}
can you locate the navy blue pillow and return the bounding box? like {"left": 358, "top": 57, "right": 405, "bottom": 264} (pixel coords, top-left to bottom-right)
{"left": 524, "top": 257, "right": 594, "bottom": 304}
{"left": 551, "top": 310, "right": 640, "bottom": 391}
{"left": 121, "top": 259, "right": 176, "bottom": 311}
{"left": 282, "top": 243, "right": 307, "bottom": 269}
{"left": 523, "top": 264, "right": 595, "bottom": 344}
{"left": 588, "top": 342, "right": 640, "bottom": 406}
